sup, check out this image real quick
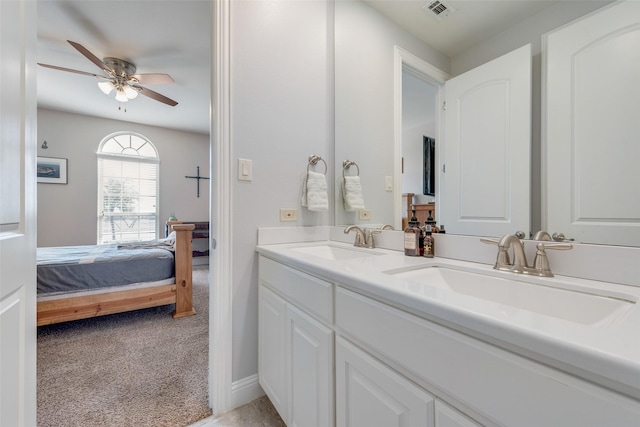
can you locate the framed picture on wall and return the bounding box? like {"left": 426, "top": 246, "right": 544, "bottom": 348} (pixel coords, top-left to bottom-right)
{"left": 37, "top": 157, "right": 68, "bottom": 184}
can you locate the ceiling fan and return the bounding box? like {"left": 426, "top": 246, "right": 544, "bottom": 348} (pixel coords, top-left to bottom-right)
{"left": 38, "top": 40, "right": 178, "bottom": 106}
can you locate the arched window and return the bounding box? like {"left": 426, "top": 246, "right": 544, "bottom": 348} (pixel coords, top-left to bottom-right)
{"left": 97, "top": 132, "right": 159, "bottom": 244}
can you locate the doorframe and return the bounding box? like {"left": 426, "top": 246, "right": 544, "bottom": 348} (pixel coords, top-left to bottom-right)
{"left": 210, "top": 0, "right": 233, "bottom": 415}
{"left": 393, "top": 46, "right": 449, "bottom": 229}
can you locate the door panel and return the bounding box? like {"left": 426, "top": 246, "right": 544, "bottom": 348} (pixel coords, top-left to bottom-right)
{"left": 287, "top": 305, "right": 333, "bottom": 427}
{"left": 544, "top": 1, "right": 640, "bottom": 245}
{"left": 442, "top": 44, "right": 531, "bottom": 237}
{"left": 258, "top": 285, "right": 288, "bottom": 422}
{"left": 336, "top": 336, "right": 434, "bottom": 427}
{"left": 0, "top": 1, "right": 37, "bottom": 425}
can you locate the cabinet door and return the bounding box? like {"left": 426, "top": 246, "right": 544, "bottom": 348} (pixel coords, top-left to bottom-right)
{"left": 258, "top": 285, "right": 288, "bottom": 422}
{"left": 435, "top": 400, "right": 482, "bottom": 427}
{"left": 336, "top": 336, "right": 435, "bottom": 427}
{"left": 287, "top": 305, "right": 334, "bottom": 427}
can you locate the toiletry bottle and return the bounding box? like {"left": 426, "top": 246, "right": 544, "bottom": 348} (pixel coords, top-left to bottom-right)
{"left": 423, "top": 225, "right": 435, "bottom": 258}
{"left": 439, "top": 224, "right": 446, "bottom": 234}
{"left": 404, "top": 210, "right": 421, "bottom": 256}
{"left": 427, "top": 210, "right": 436, "bottom": 227}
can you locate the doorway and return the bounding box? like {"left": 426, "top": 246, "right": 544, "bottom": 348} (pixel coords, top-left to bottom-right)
{"left": 393, "top": 46, "right": 449, "bottom": 229}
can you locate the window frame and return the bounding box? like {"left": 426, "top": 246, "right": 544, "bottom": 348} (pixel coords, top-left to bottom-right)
{"left": 96, "top": 132, "right": 160, "bottom": 244}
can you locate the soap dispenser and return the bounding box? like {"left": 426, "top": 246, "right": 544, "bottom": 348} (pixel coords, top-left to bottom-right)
{"left": 404, "top": 210, "right": 421, "bottom": 256}
{"left": 423, "top": 225, "right": 434, "bottom": 258}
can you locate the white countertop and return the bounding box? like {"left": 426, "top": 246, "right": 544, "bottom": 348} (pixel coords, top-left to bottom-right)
{"left": 256, "top": 240, "right": 640, "bottom": 401}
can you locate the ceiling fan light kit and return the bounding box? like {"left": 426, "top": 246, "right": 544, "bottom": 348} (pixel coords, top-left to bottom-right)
{"left": 38, "top": 40, "right": 178, "bottom": 107}
{"left": 96, "top": 58, "right": 139, "bottom": 102}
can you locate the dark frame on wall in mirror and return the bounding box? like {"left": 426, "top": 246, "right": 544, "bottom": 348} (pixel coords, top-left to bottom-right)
{"left": 37, "top": 156, "right": 68, "bottom": 184}
{"left": 423, "top": 136, "right": 435, "bottom": 196}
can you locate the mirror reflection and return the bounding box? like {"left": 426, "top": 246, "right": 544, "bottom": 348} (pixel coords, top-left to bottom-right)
{"left": 335, "top": 0, "right": 637, "bottom": 247}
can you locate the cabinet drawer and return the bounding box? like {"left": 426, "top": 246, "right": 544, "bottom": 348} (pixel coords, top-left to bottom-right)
{"left": 336, "top": 287, "right": 640, "bottom": 427}
{"left": 259, "top": 256, "right": 333, "bottom": 324}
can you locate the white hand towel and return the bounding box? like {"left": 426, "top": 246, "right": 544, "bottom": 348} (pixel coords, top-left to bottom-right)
{"left": 302, "top": 171, "right": 329, "bottom": 211}
{"left": 342, "top": 176, "right": 365, "bottom": 211}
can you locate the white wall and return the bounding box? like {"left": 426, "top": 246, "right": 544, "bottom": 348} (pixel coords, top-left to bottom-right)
{"left": 230, "top": 0, "right": 333, "bottom": 381}
{"left": 37, "top": 108, "right": 210, "bottom": 247}
{"left": 334, "top": 0, "right": 449, "bottom": 226}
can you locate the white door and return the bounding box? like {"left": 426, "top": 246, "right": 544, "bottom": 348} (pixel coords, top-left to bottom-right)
{"left": 336, "top": 336, "right": 435, "bottom": 427}
{"left": 441, "top": 44, "right": 531, "bottom": 237}
{"left": 543, "top": 1, "right": 640, "bottom": 246}
{"left": 0, "top": 0, "right": 38, "bottom": 426}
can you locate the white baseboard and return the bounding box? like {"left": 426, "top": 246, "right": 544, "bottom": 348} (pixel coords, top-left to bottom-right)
{"left": 230, "top": 374, "right": 264, "bottom": 409}
{"left": 189, "top": 375, "right": 264, "bottom": 426}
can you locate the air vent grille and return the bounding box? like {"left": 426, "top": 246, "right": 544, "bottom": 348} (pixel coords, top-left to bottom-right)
{"left": 423, "top": 0, "right": 456, "bottom": 20}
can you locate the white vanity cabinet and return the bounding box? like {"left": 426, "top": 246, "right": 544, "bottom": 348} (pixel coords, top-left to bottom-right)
{"left": 335, "top": 286, "right": 640, "bottom": 426}
{"left": 435, "top": 401, "right": 482, "bottom": 427}
{"left": 258, "top": 256, "right": 334, "bottom": 426}
{"left": 258, "top": 249, "right": 640, "bottom": 427}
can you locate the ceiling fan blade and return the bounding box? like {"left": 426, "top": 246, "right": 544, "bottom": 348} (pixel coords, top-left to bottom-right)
{"left": 67, "top": 40, "right": 113, "bottom": 75}
{"left": 37, "top": 63, "right": 108, "bottom": 79}
{"left": 133, "top": 85, "right": 178, "bottom": 106}
{"left": 131, "top": 73, "right": 175, "bottom": 85}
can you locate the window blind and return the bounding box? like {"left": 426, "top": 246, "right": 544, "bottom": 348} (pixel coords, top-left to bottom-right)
{"left": 98, "top": 157, "right": 159, "bottom": 244}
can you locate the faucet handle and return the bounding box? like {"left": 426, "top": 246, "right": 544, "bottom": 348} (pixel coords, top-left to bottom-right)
{"left": 532, "top": 242, "right": 573, "bottom": 277}
{"left": 480, "top": 237, "right": 499, "bottom": 245}
{"left": 552, "top": 232, "right": 575, "bottom": 242}
{"left": 480, "top": 237, "right": 511, "bottom": 270}
{"left": 365, "top": 228, "right": 381, "bottom": 248}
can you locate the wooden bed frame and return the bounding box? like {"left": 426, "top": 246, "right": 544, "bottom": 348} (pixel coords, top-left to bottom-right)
{"left": 37, "top": 223, "right": 197, "bottom": 326}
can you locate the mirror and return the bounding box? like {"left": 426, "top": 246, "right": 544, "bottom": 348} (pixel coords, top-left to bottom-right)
{"left": 334, "top": 0, "right": 449, "bottom": 228}
{"left": 335, "top": 0, "right": 632, "bottom": 247}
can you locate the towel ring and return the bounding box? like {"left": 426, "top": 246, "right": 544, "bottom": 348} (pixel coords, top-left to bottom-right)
{"left": 307, "top": 155, "right": 327, "bottom": 175}
{"left": 342, "top": 159, "right": 360, "bottom": 177}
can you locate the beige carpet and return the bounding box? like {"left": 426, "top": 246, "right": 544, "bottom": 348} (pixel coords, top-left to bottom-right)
{"left": 37, "top": 266, "right": 212, "bottom": 427}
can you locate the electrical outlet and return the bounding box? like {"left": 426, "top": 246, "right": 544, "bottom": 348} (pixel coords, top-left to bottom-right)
{"left": 359, "top": 209, "right": 372, "bottom": 220}
{"left": 280, "top": 208, "right": 298, "bottom": 222}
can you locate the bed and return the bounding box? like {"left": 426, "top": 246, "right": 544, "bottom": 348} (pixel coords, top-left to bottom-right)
{"left": 36, "top": 223, "right": 196, "bottom": 326}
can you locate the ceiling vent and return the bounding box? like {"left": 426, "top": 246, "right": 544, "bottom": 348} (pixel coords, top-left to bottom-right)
{"left": 423, "top": 0, "right": 457, "bottom": 21}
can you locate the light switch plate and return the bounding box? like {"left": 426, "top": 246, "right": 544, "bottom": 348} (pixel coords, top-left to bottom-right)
{"left": 385, "top": 176, "right": 393, "bottom": 191}
{"left": 238, "top": 158, "right": 252, "bottom": 182}
{"left": 280, "top": 208, "right": 298, "bottom": 222}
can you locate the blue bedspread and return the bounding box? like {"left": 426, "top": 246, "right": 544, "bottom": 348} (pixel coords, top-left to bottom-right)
{"left": 37, "top": 244, "right": 175, "bottom": 295}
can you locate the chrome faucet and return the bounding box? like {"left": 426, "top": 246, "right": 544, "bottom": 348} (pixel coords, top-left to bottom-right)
{"left": 496, "top": 233, "right": 532, "bottom": 274}
{"left": 482, "top": 232, "right": 573, "bottom": 277}
{"left": 344, "top": 225, "right": 367, "bottom": 248}
{"left": 532, "top": 230, "right": 552, "bottom": 241}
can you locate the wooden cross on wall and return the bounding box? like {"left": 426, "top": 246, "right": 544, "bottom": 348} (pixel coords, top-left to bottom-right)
{"left": 185, "top": 166, "right": 210, "bottom": 198}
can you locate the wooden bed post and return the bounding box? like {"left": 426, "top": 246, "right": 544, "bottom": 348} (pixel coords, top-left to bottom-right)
{"left": 171, "top": 223, "right": 197, "bottom": 318}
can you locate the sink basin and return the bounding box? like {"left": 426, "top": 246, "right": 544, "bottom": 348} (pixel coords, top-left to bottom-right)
{"left": 291, "top": 244, "right": 381, "bottom": 261}
{"left": 385, "top": 266, "right": 636, "bottom": 326}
